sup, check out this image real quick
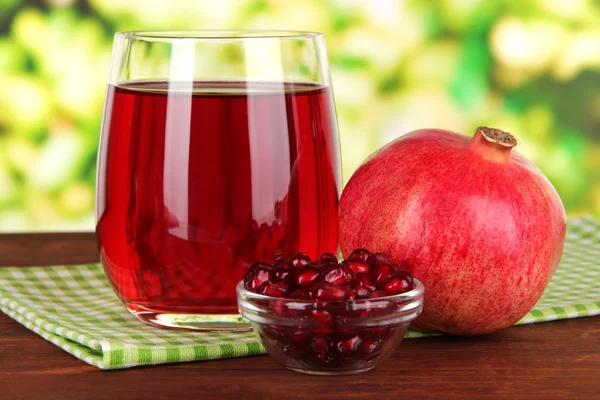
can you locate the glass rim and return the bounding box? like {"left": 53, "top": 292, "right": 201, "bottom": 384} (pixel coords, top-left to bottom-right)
{"left": 115, "top": 30, "right": 324, "bottom": 40}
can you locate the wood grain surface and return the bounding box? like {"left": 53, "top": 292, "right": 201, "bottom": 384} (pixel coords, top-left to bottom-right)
{"left": 1, "top": 233, "right": 599, "bottom": 399}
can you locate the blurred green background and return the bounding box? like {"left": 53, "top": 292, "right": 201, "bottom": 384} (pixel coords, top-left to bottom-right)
{"left": 0, "top": 0, "right": 599, "bottom": 231}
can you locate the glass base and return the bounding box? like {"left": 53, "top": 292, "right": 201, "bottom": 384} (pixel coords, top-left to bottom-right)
{"left": 286, "top": 366, "right": 376, "bottom": 376}
{"left": 126, "top": 303, "right": 252, "bottom": 332}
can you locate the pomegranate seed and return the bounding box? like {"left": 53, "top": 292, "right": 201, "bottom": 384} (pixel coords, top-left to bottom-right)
{"left": 259, "top": 281, "right": 289, "bottom": 297}
{"left": 311, "top": 282, "right": 353, "bottom": 301}
{"left": 312, "top": 309, "right": 333, "bottom": 325}
{"left": 366, "top": 290, "right": 389, "bottom": 299}
{"left": 359, "top": 338, "right": 383, "bottom": 357}
{"left": 274, "top": 258, "right": 292, "bottom": 269}
{"left": 322, "top": 264, "right": 355, "bottom": 285}
{"left": 270, "top": 299, "right": 289, "bottom": 317}
{"left": 316, "top": 258, "right": 337, "bottom": 268}
{"left": 348, "top": 278, "right": 362, "bottom": 288}
{"left": 286, "top": 289, "right": 311, "bottom": 318}
{"left": 367, "top": 252, "right": 391, "bottom": 267}
{"left": 243, "top": 266, "right": 273, "bottom": 292}
{"left": 250, "top": 260, "right": 275, "bottom": 271}
{"left": 348, "top": 248, "right": 371, "bottom": 262}
{"left": 282, "top": 343, "right": 311, "bottom": 358}
{"left": 362, "top": 326, "right": 391, "bottom": 340}
{"left": 352, "top": 285, "right": 371, "bottom": 299}
{"left": 357, "top": 274, "right": 377, "bottom": 291}
{"left": 273, "top": 267, "right": 292, "bottom": 285}
{"left": 383, "top": 274, "right": 413, "bottom": 295}
{"left": 335, "top": 298, "right": 357, "bottom": 319}
{"left": 288, "top": 306, "right": 310, "bottom": 319}
{"left": 397, "top": 270, "right": 414, "bottom": 287}
{"left": 288, "top": 289, "right": 311, "bottom": 300}
{"left": 294, "top": 265, "right": 322, "bottom": 288}
{"left": 344, "top": 259, "right": 370, "bottom": 275}
{"left": 320, "top": 252, "right": 338, "bottom": 262}
{"left": 310, "top": 336, "right": 331, "bottom": 360}
{"left": 335, "top": 335, "right": 362, "bottom": 357}
{"left": 371, "top": 263, "right": 398, "bottom": 288}
{"left": 261, "top": 324, "right": 286, "bottom": 340}
{"left": 288, "top": 330, "right": 311, "bottom": 343}
{"left": 291, "top": 253, "right": 312, "bottom": 269}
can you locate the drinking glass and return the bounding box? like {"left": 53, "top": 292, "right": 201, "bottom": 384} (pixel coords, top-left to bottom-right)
{"left": 96, "top": 31, "right": 342, "bottom": 331}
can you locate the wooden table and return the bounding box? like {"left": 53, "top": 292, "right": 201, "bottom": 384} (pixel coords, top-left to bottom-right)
{"left": 1, "top": 233, "right": 599, "bottom": 399}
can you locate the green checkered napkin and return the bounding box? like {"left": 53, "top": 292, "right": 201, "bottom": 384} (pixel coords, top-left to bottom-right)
{"left": 1, "top": 216, "right": 599, "bottom": 369}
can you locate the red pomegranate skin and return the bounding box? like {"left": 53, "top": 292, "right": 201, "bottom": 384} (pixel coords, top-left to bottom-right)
{"left": 339, "top": 128, "right": 566, "bottom": 335}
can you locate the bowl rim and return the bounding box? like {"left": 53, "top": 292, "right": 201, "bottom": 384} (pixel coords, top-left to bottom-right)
{"left": 236, "top": 277, "right": 424, "bottom": 304}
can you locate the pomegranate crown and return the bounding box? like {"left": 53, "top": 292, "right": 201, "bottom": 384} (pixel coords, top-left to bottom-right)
{"left": 477, "top": 126, "right": 517, "bottom": 148}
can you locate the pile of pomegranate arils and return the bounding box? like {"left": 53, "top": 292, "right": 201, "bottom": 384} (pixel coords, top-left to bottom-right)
{"left": 242, "top": 249, "right": 415, "bottom": 367}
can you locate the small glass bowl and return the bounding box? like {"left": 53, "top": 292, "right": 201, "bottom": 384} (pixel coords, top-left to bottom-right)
{"left": 237, "top": 279, "right": 424, "bottom": 375}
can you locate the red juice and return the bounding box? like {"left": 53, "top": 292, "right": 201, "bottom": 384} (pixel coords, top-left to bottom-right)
{"left": 96, "top": 81, "right": 342, "bottom": 317}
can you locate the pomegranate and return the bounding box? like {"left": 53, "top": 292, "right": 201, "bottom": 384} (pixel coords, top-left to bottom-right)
{"left": 339, "top": 127, "right": 567, "bottom": 335}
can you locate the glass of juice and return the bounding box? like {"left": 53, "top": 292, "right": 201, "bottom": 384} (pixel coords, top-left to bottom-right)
{"left": 96, "top": 31, "right": 342, "bottom": 331}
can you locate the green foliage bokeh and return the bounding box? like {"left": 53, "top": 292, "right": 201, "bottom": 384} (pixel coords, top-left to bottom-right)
{"left": 0, "top": 0, "right": 599, "bottom": 231}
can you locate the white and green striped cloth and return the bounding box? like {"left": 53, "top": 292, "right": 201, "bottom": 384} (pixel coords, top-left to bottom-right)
{"left": 1, "top": 216, "right": 599, "bottom": 369}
